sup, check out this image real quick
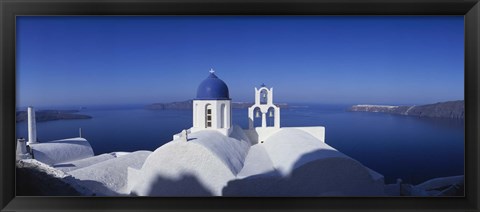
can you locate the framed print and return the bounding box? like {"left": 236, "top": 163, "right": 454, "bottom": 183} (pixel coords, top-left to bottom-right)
{"left": 1, "top": 0, "right": 479, "bottom": 211}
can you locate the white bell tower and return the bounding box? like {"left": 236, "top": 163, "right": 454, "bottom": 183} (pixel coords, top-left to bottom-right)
{"left": 248, "top": 84, "right": 280, "bottom": 129}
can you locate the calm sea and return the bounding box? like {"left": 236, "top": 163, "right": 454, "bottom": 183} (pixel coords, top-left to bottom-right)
{"left": 15, "top": 104, "right": 464, "bottom": 184}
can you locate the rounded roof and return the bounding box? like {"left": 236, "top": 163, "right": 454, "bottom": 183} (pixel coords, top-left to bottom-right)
{"left": 129, "top": 126, "right": 250, "bottom": 196}
{"left": 196, "top": 72, "right": 230, "bottom": 100}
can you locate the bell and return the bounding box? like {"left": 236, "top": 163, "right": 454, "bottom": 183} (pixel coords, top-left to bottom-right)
{"left": 263, "top": 92, "right": 267, "bottom": 98}
{"left": 256, "top": 111, "right": 260, "bottom": 118}
{"left": 269, "top": 110, "right": 273, "bottom": 117}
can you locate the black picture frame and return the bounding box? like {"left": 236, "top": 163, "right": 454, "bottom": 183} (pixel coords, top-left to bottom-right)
{"left": 1, "top": 0, "right": 479, "bottom": 211}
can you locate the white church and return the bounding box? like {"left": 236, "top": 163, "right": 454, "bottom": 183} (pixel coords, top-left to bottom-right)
{"left": 16, "top": 69, "right": 386, "bottom": 196}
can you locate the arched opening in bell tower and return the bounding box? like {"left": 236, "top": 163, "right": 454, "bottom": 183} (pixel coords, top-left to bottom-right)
{"left": 267, "top": 107, "right": 275, "bottom": 127}
{"left": 260, "top": 89, "right": 268, "bottom": 105}
{"left": 253, "top": 107, "right": 262, "bottom": 128}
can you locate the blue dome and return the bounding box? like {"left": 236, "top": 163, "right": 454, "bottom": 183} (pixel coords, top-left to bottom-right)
{"left": 196, "top": 73, "right": 230, "bottom": 100}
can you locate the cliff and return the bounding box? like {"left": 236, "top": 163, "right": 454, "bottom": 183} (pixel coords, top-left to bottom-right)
{"left": 349, "top": 100, "right": 464, "bottom": 119}
{"left": 16, "top": 110, "right": 92, "bottom": 123}
{"left": 146, "top": 100, "right": 288, "bottom": 110}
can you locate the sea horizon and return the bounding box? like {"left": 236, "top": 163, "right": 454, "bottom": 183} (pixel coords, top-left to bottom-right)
{"left": 15, "top": 98, "right": 465, "bottom": 111}
{"left": 16, "top": 103, "right": 464, "bottom": 184}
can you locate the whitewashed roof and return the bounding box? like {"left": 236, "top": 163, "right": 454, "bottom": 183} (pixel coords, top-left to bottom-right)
{"left": 29, "top": 137, "right": 94, "bottom": 165}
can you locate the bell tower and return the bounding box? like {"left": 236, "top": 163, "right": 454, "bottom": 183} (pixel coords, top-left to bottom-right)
{"left": 248, "top": 84, "right": 280, "bottom": 129}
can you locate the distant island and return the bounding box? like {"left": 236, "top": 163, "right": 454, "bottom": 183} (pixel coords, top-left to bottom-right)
{"left": 349, "top": 100, "right": 464, "bottom": 119}
{"left": 16, "top": 110, "right": 92, "bottom": 123}
{"left": 146, "top": 100, "right": 289, "bottom": 110}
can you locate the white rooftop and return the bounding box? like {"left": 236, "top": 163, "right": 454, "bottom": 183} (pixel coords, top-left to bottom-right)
{"left": 29, "top": 137, "right": 94, "bottom": 166}
{"left": 127, "top": 126, "right": 384, "bottom": 196}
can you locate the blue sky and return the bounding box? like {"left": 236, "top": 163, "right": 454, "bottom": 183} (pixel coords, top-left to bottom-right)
{"left": 17, "top": 16, "right": 464, "bottom": 107}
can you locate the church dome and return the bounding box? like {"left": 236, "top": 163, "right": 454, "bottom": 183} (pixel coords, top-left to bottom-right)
{"left": 196, "top": 71, "right": 230, "bottom": 100}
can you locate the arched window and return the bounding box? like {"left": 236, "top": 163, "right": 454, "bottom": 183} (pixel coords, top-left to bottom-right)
{"left": 206, "top": 104, "right": 213, "bottom": 128}
{"left": 260, "top": 89, "right": 268, "bottom": 104}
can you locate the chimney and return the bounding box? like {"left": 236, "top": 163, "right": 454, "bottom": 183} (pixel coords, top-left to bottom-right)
{"left": 27, "top": 106, "right": 37, "bottom": 145}
{"left": 16, "top": 138, "right": 30, "bottom": 161}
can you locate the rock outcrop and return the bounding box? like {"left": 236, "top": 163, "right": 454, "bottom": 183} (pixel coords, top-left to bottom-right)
{"left": 349, "top": 100, "right": 464, "bottom": 119}
{"left": 16, "top": 110, "right": 92, "bottom": 123}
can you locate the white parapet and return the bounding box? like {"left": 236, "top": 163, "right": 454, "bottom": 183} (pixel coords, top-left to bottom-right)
{"left": 27, "top": 106, "right": 37, "bottom": 145}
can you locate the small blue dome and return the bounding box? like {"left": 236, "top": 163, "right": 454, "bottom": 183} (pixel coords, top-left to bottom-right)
{"left": 196, "top": 72, "right": 230, "bottom": 100}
